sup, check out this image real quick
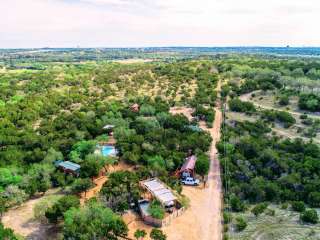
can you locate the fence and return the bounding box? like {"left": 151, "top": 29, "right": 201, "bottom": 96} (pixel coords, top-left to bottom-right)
{"left": 142, "top": 206, "right": 186, "bottom": 227}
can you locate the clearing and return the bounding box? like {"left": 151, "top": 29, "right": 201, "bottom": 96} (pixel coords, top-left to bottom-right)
{"left": 1, "top": 188, "right": 64, "bottom": 240}
{"left": 228, "top": 205, "right": 320, "bottom": 240}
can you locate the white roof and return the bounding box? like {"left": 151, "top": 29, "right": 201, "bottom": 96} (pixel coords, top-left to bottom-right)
{"left": 141, "top": 178, "right": 177, "bottom": 205}
{"left": 103, "top": 124, "right": 115, "bottom": 129}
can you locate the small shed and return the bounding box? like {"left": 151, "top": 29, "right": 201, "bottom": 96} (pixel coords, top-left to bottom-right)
{"left": 140, "top": 178, "right": 177, "bottom": 207}
{"left": 177, "top": 155, "right": 197, "bottom": 178}
{"left": 102, "top": 124, "right": 115, "bottom": 136}
{"left": 55, "top": 161, "right": 80, "bottom": 176}
{"left": 130, "top": 103, "right": 140, "bottom": 112}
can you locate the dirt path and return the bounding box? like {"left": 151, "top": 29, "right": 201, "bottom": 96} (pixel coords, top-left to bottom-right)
{"left": 165, "top": 80, "right": 223, "bottom": 240}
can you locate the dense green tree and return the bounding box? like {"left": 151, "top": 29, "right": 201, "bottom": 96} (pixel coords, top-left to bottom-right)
{"left": 100, "top": 171, "right": 140, "bottom": 212}
{"left": 63, "top": 201, "right": 128, "bottom": 240}
{"left": 71, "top": 178, "right": 94, "bottom": 197}
{"left": 150, "top": 229, "right": 167, "bottom": 240}
{"left": 134, "top": 229, "right": 147, "bottom": 240}
{"left": 195, "top": 153, "right": 210, "bottom": 180}
{"left": 45, "top": 195, "right": 80, "bottom": 223}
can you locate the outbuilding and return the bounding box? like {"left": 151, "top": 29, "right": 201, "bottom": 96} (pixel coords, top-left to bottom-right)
{"left": 55, "top": 160, "right": 80, "bottom": 176}
{"left": 140, "top": 178, "right": 177, "bottom": 207}
{"left": 177, "top": 155, "right": 197, "bottom": 178}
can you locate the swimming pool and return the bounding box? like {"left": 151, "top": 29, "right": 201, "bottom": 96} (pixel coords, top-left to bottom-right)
{"left": 101, "top": 145, "right": 117, "bottom": 157}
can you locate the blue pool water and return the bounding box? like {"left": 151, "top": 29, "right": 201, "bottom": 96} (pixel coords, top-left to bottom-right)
{"left": 101, "top": 145, "right": 117, "bottom": 157}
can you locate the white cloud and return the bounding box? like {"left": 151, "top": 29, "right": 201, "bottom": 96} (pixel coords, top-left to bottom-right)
{"left": 0, "top": 0, "right": 319, "bottom": 48}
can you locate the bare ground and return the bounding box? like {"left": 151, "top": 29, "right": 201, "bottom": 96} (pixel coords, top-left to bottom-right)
{"left": 1, "top": 189, "right": 64, "bottom": 240}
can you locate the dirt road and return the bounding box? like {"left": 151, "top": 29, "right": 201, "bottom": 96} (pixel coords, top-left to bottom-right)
{"left": 165, "top": 80, "right": 223, "bottom": 240}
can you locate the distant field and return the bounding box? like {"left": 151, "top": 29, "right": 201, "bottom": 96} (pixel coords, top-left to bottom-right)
{"left": 228, "top": 205, "right": 320, "bottom": 240}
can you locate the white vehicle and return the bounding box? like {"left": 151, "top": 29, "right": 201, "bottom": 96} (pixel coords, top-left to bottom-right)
{"left": 181, "top": 177, "right": 200, "bottom": 186}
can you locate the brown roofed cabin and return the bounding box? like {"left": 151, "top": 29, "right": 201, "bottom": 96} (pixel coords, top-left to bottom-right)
{"left": 177, "top": 155, "right": 197, "bottom": 178}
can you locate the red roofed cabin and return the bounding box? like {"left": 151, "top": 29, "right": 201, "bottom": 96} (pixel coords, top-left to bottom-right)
{"left": 177, "top": 155, "right": 197, "bottom": 179}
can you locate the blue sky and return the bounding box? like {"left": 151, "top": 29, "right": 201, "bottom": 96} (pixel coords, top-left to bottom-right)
{"left": 1, "top": 0, "right": 319, "bottom": 48}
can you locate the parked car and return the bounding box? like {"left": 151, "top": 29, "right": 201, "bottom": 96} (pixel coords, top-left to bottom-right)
{"left": 181, "top": 177, "right": 200, "bottom": 186}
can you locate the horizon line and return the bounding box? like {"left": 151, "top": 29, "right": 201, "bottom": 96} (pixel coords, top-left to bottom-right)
{"left": 1, "top": 45, "right": 320, "bottom": 50}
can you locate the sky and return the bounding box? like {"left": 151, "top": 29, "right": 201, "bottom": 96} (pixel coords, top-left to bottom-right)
{"left": 1, "top": 0, "right": 320, "bottom": 48}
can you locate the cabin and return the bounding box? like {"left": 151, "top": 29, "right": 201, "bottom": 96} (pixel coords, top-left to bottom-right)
{"left": 55, "top": 160, "right": 80, "bottom": 176}
{"left": 177, "top": 155, "right": 197, "bottom": 178}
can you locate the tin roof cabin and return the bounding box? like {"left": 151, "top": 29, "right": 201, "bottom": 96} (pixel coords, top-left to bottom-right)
{"left": 55, "top": 160, "right": 80, "bottom": 176}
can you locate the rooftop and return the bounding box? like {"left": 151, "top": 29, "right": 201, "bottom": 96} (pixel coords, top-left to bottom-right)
{"left": 180, "top": 155, "right": 197, "bottom": 172}
{"left": 57, "top": 161, "right": 81, "bottom": 172}
{"left": 141, "top": 178, "right": 177, "bottom": 206}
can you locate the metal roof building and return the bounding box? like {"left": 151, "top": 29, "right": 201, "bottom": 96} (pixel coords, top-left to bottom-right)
{"left": 55, "top": 160, "right": 80, "bottom": 175}
{"left": 141, "top": 178, "right": 177, "bottom": 207}
{"left": 180, "top": 155, "right": 197, "bottom": 173}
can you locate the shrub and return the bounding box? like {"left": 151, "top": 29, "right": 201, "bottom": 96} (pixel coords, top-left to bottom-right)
{"left": 251, "top": 203, "right": 268, "bottom": 217}
{"left": 148, "top": 200, "right": 165, "bottom": 219}
{"left": 134, "top": 229, "right": 147, "bottom": 240}
{"left": 308, "top": 192, "right": 320, "bottom": 208}
{"left": 223, "top": 224, "right": 229, "bottom": 232}
{"left": 229, "top": 98, "right": 256, "bottom": 113}
{"left": 279, "top": 95, "right": 289, "bottom": 106}
{"left": 300, "top": 209, "right": 319, "bottom": 224}
{"left": 223, "top": 234, "right": 229, "bottom": 240}
{"left": 230, "top": 195, "right": 246, "bottom": 212}
{"left": 150, "top": 229, "right": 166, "bottom": 240}
{"left": 276, "top": 111, "right": 296, "bottom": 128}
{"left": 235, "top": 216, "right": 247, "bottom": 231}
{"left": 223, "top": 212, "right": 232, "bottom": 224}
{"left": 291, "top": 201, "right": 305, "bottom": 212}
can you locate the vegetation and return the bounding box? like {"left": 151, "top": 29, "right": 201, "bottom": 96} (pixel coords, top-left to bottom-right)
{"left": 63, "top": 201, "right": 128, "bottom": 240}
{"left": 148, "top": 200, "right": 165, "bottom": 219}
{"left": 228, "top": 99, "right": 256, "bottom": 113}
{"left": 0, "top": 223, "right": 17, "bottom": 240}
{"left": 2, "top": 49, "right": 320, "bottom": 239}
{"left": 235, "top": 217, "right": 247, "bottom": 232}
{"left": 45, "top": 195, "right": 80, "bottom": 223}
{"left": 134, "top": 229, "right": 147, "bottom": 240}
{"left": 300, "top": 209, "right": 319, "bottom": 224}
{"left": 150, "top": 229, "right": 167, "bottom": 240}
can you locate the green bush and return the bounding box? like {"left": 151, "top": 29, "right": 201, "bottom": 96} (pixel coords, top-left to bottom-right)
{"left": 279, "top": 95, "right": 289, "bottom": 106}
{"left": 300, "top": 209, "right": 319, "bottom": 224}
{"left": 150, "top": 228, "right": 166, "bottom": 240}
{"left": 251, "top": 203, "right": 268, "bottom": 217}
{"left": 230, "top": 195, "right": 246, "bottom": 212}
{"left": 223, "top": 212, "right": 232, "bottom": 224}
{"left": 235, "top": 216, "right": 247, "bottom": 231}
{"left": 148, "top": 200, "right": 165, "bottom": 219}
{"left": 229, "top": 98, "right": 256, "bottom": 113}
{"left": 291, "top": 201, "right": 305, "bottom": 212}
